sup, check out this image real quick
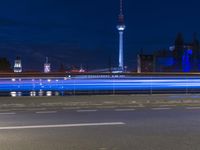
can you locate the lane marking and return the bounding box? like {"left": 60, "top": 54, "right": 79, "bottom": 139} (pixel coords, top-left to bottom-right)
{"left": 115, "top": 108, "right": 135, "bottom": 111}
{"left": 0, "top": 112, "right": 16, "bottom": 115}
{"left": 151, "top": 107, "right": 172, "bottom": 110}
{"left": 77, "top": 109, "right": 97, "bottom": 112}
{"left": 159, "top": 105, "right": 177, "bottom": 107}
{"left": 36, "top": 111, "right": 57, "bottom": 114}
{"left": 27, "top": 108, "right": 47, "bottom": 111}
{"left": 98, "top": 148, "right": 107, "bottom": 150}
{"left": 0, "top": 122, "right": 125, "bottom": 130}
{"left": 186, "top": 107, "right": 200, "bottom": 110}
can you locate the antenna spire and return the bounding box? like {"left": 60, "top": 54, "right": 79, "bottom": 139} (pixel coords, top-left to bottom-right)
{"left": 118, "top": 0, "right": 124, "bottom": 25}
{"left": 46, "top": 57, "right": 48, "bottom": 63}
{"left": 120, "top": 0, "right": 123, "bottom": 15}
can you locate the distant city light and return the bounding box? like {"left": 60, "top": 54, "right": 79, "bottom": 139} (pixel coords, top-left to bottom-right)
{"left": 30, "top": 91, "right": 36, "bottom": 96}
{"left": 46, "top": 91, "right": 52, "bottom": 96}
{"left": 14, "top": 57, "right": 22, "bottom": 73}
{"left": 169, "top": 46, "right": 175, "bottom": 51}
{"left": 10, "top": 91, "right": 17, "bottom": 97}
{"left": 44, "top": 64, "right": 51, "bottom": 73}
{"left": 38, "top": 90, "right": 43, "bottom": 96}
{"left": 17, "top": 92, "right": 22, "bottom": 96}
{"left": 44, "top": 57, "right": 51, "bottom": 73}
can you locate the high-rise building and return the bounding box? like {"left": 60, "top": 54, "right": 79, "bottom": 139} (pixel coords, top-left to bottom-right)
{"left": 137, "top": 55, "right": 155, "bottom": 73}
{"left": 117, "top": 0, "right": 126, "bottom": 71}
{"left": 14, "top": 56, "right": 22, "bottom": 73}
{"left": 44, "top": 57, "right": 51, "bottom": 73}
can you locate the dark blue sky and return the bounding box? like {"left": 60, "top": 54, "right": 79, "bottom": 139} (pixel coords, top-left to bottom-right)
{"left": 0, "top": 0, "right": 200, "bottom": 71}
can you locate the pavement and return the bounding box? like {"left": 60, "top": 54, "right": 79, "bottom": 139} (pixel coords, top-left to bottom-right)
{"left": 1, "top": 94, "right": 200, "bottom": 111}
{"left": 0, "top": 107, "right": 200, "bottom": 150}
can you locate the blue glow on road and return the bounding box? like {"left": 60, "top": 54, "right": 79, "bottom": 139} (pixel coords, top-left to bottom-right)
{"left": 0, "top": 76, "right": 200, "bottom": 92}
{"left": 182, "top": 49, "right": 192, "bottom": 72}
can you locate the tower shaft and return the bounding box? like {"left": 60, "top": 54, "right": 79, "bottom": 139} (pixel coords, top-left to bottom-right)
{"left": 119, "top": 31, "right": 124, "bottom": 69}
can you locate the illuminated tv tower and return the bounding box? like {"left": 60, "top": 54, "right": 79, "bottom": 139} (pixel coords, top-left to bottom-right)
{"left": 117, "top": 0, "right": 125, "bottom": 71}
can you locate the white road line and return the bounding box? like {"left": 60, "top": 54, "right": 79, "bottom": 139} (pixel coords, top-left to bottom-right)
{"left": 159, "top": 105, "right": 177, "bottom": 107}
{"left": 186, "top": 107, "right": 200, "bottom": 110}
{"left": 77, "top": 110, "right": 97, "bottom": 112}
{"left": 115, "top": 108, "right": 136, "bottom": 111}
{"left": 0, "top": 122, "right": 125, "bottom": 130}
{"left": 0, "top": 112, "right": 16, "bottom": 115}
{"left": 36, "top": 111, "right": 57, "bottom": 114}
{"left": 98, "top": 148, "right": 107, "bottom": 150}
{"left": 151, "top": 107, "right": 172, "bottom": 110}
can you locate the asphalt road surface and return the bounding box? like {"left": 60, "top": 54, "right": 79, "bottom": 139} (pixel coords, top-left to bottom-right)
{"left": 0, "top": 107, "right": 200, "bottom": 150}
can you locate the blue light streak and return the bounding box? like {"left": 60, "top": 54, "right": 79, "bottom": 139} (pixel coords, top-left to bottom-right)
{"left": 0, "top": 76, "right": 199, "bottom": 92}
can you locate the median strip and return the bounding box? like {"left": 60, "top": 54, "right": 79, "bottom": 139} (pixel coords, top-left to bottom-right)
{"left": 151, "top": 107, "right": 172, "bottom": 110}
{"left": 77, "top": 109, "right": 98, "bottom": 112}
{"left": 115, "top": 108, "right": 135, "bottom": 111}
{"left": 36, "top": 111, "right": 57, "bottom": 114}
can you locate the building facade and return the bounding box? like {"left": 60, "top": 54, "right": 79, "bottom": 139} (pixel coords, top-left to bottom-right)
{"left": 14, "top": 56, "right": 22, "bottom": 73}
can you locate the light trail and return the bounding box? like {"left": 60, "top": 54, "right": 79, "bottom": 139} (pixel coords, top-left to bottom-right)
{"left": 0, "top": 122, "right": 125, "bottom": 130}
{"left": 0, "top": 76, "right": 199, "bottom": 92}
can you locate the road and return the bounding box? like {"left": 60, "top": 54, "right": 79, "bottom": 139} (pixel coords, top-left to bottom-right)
{"left": 0, "top": 107, "right": 200, "bottom": 150}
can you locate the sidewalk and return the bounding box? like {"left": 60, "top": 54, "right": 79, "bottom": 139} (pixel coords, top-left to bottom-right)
{"left": 0, "top": 94, "right": 200, "bottom": 111}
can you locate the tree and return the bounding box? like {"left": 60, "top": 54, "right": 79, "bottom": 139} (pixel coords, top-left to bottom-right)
{"left": 192, "top": 32, "right": 200, "bottom": 56}
{"left": 174, "top": 32, "right": 184, "bottom": 60}
{"left": 0, "top": 57, "right": 11, "bottom": 72}
{"left": 173, "top": 33, "right": 185, "bottom": 71}
{"left": 192, "top": 32, "right": 200, "bottom": 71}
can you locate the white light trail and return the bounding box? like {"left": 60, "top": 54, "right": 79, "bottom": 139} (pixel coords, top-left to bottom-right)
{"left": 0, "top": 122, "right": 125, "bottom": 130}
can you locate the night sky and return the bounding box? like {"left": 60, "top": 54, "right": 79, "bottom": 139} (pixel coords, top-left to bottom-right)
{"left": 0, "top": 0, "right": 200, "bottom": 71}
